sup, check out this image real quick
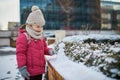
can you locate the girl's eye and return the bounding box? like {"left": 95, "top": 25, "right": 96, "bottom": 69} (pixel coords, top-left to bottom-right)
{"left": 36, "top": 26, "right": 40, "bottom": 28}
{"left": 37, "top": 26, "right": 43, "bottom": 28}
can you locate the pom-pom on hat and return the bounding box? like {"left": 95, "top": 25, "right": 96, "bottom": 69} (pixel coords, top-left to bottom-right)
{"left": 26, "top": 5, "right": 45, "bottom": 27}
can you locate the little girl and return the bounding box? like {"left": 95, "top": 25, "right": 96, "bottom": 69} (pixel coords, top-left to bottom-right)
{"left": 16, "top": 5, "right": 56, "bottom": 80}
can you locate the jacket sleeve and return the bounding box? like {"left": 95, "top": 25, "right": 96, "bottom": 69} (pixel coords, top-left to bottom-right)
{"left": 43, "top": 38, "right": 51, "bottom": 55}
{"left": 16, "top": 33, "right": 28, "bottom": 68}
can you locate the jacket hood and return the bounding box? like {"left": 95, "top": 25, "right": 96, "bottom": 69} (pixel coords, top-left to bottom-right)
{"left": 18, "top": 28, "right": 26, "bottom": 34}
{"left": 18, "top": 24, "right": 27, "bottom": 34}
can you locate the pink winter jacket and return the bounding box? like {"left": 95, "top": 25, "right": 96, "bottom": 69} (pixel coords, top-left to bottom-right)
{"left": 16, "top": 29, "right": 50, "bottom": 76}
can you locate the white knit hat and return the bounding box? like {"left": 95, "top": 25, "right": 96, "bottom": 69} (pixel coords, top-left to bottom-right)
{"left": 26, "top": 5, "right": 45, "bottom": 27}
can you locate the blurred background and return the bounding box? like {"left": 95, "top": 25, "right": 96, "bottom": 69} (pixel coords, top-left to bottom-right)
{"left": 0, "top": 0, "right": 120, "bottom": 80}
{"left": 0, "top": 0, "right": 120, "bottom": 47}
{"left": 0, "top": 0, "right": 120, "bottom": 30}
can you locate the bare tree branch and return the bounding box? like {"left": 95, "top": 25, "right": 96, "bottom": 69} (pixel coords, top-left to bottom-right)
{"left": 57, "top": 0, "right": 75, "bottom": 29}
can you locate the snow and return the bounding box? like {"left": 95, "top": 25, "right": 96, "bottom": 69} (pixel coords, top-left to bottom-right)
{"left": 48, "top": 43, "right": 115, "bottom": 80}
{"left": 0, "top": 47, "right": 16, "bottom": 51}
{"left": 105, "top": 57, "right": 117, "bottom": 63}
{"left": 63, "top": 34, "right": 120, "bottom": 42}
{"left": 110, "top": 69, "right": 119, "bottom": 74}
{"left": 110, "top": 47, "right": 120, "bottom": 52}
{"left": 0, "top": 55, "right": 24, "bottom": 80}
{"left": 47, "top": 33, "right": 120, "bottom": 80}
{"left": 0, "top": 47, "right": 18, "bottom": 79}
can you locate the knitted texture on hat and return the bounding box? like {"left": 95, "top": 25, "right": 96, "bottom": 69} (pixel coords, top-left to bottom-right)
{"left": 26, "top": 5, "right": 45, "bottom": 27}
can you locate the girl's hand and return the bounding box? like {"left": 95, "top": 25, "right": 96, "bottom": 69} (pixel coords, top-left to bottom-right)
{"left": 49, "top": 49, "right": 57, "bottom": 55}
{"left": 19, "top": 66, "right": 30, "bottom": 80}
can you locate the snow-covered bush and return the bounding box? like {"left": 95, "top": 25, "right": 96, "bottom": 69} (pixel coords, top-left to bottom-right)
{"left": 54, "top": 38, "right": 120, "bottom": 79}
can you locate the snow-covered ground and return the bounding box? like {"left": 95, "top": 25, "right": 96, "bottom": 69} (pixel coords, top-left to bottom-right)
{"left": 0, "top": 47, "right": 16, "bottom": 52}
{"left": 0, "top": 47, "right": 24, "bottom": 80}
{"left": 0, "top": 47, "right": 49, "bottom": 80}
{"left": 0, "top": 55, "right": 23, "bottom": 80}
{"left": 0, "top": 47, "right": 55, "bottom": 80}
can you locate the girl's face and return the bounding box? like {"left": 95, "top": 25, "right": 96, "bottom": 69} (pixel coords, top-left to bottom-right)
{"left": 31, "top": 25, "right": 43, "bottom": 32}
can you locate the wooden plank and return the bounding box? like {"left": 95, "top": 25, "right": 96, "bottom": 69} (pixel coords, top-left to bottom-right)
{"left": 48, "top": 61, "right": 64, "bottom": 80}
